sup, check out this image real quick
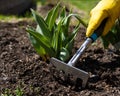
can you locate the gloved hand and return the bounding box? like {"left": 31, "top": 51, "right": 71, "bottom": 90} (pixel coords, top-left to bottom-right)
{"left": 86, "top": 0, "right": 120, "bottom": 37}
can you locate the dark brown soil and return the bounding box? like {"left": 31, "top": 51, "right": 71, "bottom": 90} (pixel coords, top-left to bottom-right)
{"left": 0, "top": 4, "right": 120, "bottom": 96}
{"left": 0, "top": 20, "right": 120, "bottom": 96}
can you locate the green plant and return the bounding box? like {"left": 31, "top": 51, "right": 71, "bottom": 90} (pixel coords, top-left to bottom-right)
{"left": 26, "top": 3, "right": 86, "bottom": 61}
{"left": 1, "top": 89, "right": 12, "bottom": 96}
{"left": 15, "top": 87, "right": 23, "bottom": 96}
{"left": 1, "top": 87, "right": 23, "bottom": 96}
{"left": 101, "top": 19, "right": 120, "bottom": 49}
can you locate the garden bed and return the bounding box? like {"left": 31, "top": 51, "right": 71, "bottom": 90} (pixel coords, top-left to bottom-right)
{"left": 0, "top": 3, "right": 120, "bottom": 96}
{"left": 0, "top": 20, "right": 120, "bottom": 96}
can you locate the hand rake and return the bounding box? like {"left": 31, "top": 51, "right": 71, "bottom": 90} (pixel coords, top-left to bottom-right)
{"left": 50, "top": 18, "right": 107, "bottom": 88}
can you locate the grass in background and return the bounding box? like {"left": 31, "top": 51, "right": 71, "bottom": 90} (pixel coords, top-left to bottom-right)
{"left": 63, "top": 0, "right": 99, "bottom": 22}
{"left": 64, "top": 0, "right": 99, "bottom": 13}
{"left": 0, "top": 14, "right": 16, "bottom": 21}
{"left": 0, "top": 13, "right": 32, "bottom": 22}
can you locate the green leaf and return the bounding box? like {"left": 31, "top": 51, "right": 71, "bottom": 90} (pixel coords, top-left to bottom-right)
{"left": 29, "top": 33, "right": 46, "bottom": 56}
{"left": 60, "top": 6, "right": 66, "bottom": 19}
{"left": 55, "top": 19, "right": 63, "bottom": 57}
{"left": 31, "top": 9, "right": 51, "bottom": 39}
{"left": 59, "top": 47, "right": 70, "bottom": 61}
{"left": 101, "top": 19, "right": 120, "bottom": 48}
{"left": 63, "top": 14, "right": 80, "bottom": 46}
{"left": 48, "top": 4, "right": 59, "bottom": 31}
{"left": 45, "top": 6, "right": 54, "bottom": 25}
{"left": 52, "top": 19, "right": 63, "bottom": 57}
{"left": 27, "top": 27, "right": 55, "bottom": 57}
{"left": 101, "top": 36, "right": 110, "bottom": 48}
{"left": 65, "top": 25, "right": 80, "bottom": 52}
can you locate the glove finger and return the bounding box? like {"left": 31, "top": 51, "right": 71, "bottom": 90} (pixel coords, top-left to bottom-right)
{"left": 86, "top": 11, "right": 108, "bottom": 37}
{"left": 102, "top": 18, "right": 116, "bottom": 36}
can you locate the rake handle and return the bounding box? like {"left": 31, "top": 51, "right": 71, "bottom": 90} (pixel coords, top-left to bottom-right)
{"left": 67, "top": 18, "right": 107, "bottom": 66}
{"left": 89, "top": 18, "right": 107, "bottom": 41}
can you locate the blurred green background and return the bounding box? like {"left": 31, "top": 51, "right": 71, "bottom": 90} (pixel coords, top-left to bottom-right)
{"left": 0, "top": 0, "right": 99, "bottom": 21}
{"left": 64, "top": 0, "right": 99, "bottom": 13}
{"left": 63, "top": 0, "right": 99, "bottom": 22}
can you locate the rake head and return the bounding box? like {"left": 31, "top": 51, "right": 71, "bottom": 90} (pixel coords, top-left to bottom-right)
{"left": 50, "top": 57, "right": 89, "bottom": 88}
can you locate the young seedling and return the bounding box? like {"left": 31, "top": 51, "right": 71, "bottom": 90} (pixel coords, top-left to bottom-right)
{"left": 26, "top": 3, "right": 86, "bottom": 61}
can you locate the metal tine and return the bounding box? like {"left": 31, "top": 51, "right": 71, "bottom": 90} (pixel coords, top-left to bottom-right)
{"left": 50, "top": 57, "right": 89, "bottom": 88}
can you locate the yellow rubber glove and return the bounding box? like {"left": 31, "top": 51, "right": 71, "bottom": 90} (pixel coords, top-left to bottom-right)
{"left": 86, "top": 0, "right": 120, "bottom": 37}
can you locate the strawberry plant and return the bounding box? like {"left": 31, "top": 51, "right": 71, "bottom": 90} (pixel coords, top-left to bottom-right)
{"left": 26, "top": 3, "right": 86, "bottom": 61}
